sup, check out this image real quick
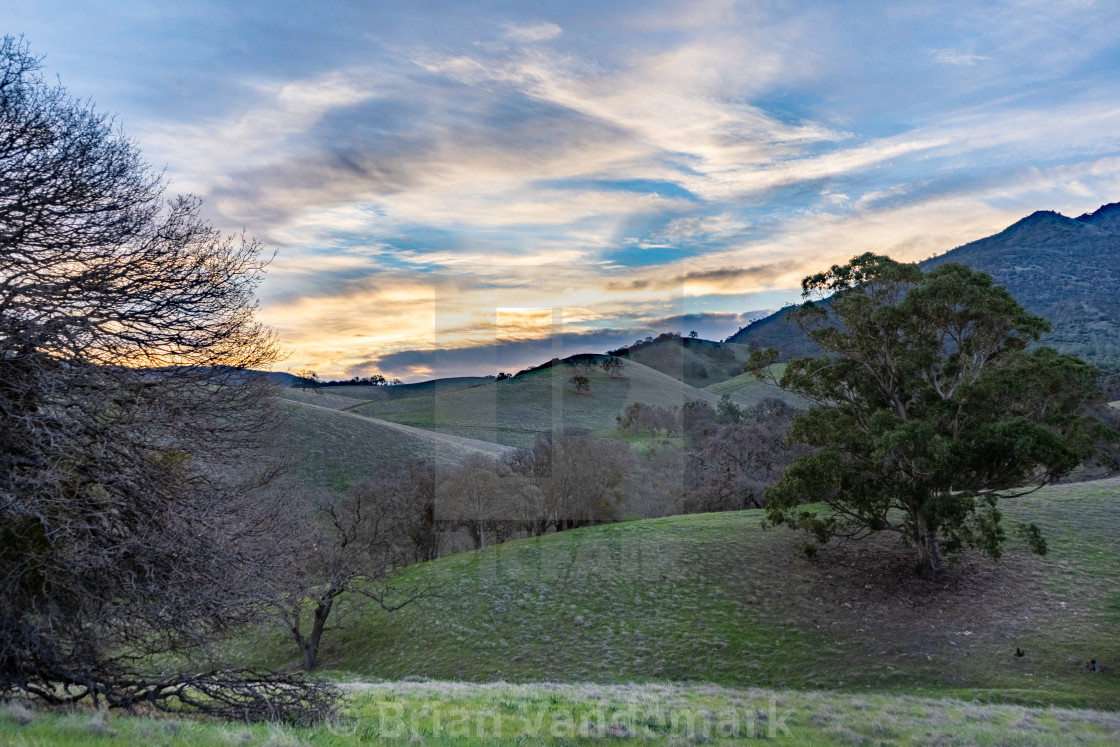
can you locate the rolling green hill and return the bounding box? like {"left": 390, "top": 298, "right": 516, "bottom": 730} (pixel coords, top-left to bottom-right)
{"left": 274, "top": 360, "right": 796, "bottom": 497}
{"left": 339, "top": 359, "right": 759, "bottom": 448}
{"left": 729, "top": 201, "right": 1120, "bottom": 375}
{"left": 7, "top": 479, "right": 1119, "bottom": 744}
{"left": 240, "top": 477, "right": 1120, "bottom": 711}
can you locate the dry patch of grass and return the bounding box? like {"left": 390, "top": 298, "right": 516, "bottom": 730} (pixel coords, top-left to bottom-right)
{"left": 8, "top": 683, "right": 1117, "bottom": 745}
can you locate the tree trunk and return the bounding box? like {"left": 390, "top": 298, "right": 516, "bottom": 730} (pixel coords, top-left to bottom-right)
{"left": 914, "top": 508, "right": 941, "bottom": 579}
{"left": 302, "top": 598, "right": 333, "bottom": 670}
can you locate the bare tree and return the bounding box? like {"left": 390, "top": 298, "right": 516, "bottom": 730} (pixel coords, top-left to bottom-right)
{"left": 510, "top": 432, "right": 632, "bottom": 531}
{"left": 0, "top": 37, "right": 330, "bottom": 720}
{"left": 396, "top": 459, "right": 444, "bottom": 562}
{"left": 266, "top": 479, "right": 435, "bottom": 671}
{"left": 505, "top": 443, "right": 557, "bottom": 536}
{"left": 439, "top": 454, "right": 528, "bottom": 549}
{"left": 685, "top": 398, "right": 805, "bottom": 512}
{"left": 624, "top": 443, "right": 687, "bottom": 518}
{"left": 681, "top": 400, "right": 718, "bottom": 441}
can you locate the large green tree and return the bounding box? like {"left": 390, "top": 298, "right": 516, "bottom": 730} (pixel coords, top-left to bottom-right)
{"left": 748, "top": 253, "right": 1112, "bottom": 578}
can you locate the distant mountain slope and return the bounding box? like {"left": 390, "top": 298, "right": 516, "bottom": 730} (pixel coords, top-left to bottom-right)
{"left": 729, "top": 201, "right": 1120, "bottom": 374}
{"left": 921, "top": 205, "right": 1120, "bottom": 372}
{"left": 723, "top": 304, "right": 822, "bottom": 360}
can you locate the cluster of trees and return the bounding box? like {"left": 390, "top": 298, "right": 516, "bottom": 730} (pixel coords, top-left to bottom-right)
{"left": 293, "top": 369, "right": 402, "bottom": 389}
{"left": 613, "top": 396, "right": 806, "bottom": 514}
{"left": 617, "top": 402, "right": 682, "bottom": 436}
{"left": 615, "top": 393, "right": 771, "bottom": 438}
{"left": 682, "top": 398, "right": 808, "bottom": 513}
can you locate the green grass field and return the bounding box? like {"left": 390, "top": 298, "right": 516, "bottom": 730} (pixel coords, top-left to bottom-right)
{"left": 8, "top": 479, "right": 1119, "bottom": 744}
{"left": 236, "top": 477, "right": 1120, "bottom": 710}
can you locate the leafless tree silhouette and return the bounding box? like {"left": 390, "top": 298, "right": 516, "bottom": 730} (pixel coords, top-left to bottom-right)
{"left": 0, "top": 36, "right": 334, "bottom": 721}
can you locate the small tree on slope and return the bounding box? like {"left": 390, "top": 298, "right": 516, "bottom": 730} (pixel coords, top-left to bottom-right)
{"left": 747, "top": 253, "right": 1114, "bottom": 578}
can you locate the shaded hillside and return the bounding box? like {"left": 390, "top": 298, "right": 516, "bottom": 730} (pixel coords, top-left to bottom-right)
{"left": 723, "top": 304, "right": 821, "bottom": 360}
{"left": 619, "top": 336, "right": 760, "bottom": 387}
{"left": 312, "top": 376, "right": 493, "bottom": 402}
{"left": 729, "top": 201, "right": 1120, "bottom": 374}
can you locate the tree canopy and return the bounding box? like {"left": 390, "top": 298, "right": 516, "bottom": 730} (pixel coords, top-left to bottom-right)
{"left": 748, "top": 253, "right": 1113, "bottom": 578}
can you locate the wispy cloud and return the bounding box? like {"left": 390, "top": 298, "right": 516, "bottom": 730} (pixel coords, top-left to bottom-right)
{"left": 502, "top": 21, "right": 562, "bottom": 43}
{"left": 931, "top": 49, "right": 989, "bottom": 66}
{"left": 13, "top": 0, "right": 1120, "bottom": 379}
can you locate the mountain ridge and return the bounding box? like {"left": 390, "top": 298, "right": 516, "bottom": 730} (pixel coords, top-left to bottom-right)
{"left": 728, "top": 201, "right": 1120, "bottom": 374}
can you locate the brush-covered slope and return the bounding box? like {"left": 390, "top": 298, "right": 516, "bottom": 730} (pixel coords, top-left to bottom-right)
{"left": 729, "top": 202, "right": 1120, "bottom": 374}
{"left": 278, "top": 398, "right": 512, "bottom": 493}
{"left": 344, "top": 359, "right": 739, "bottom": 448}
{"left": 243, "top": 478, "right": 1120, "bottom": 709}
{"left": 921, "top": 205, "right": 1120, "bottom": 372}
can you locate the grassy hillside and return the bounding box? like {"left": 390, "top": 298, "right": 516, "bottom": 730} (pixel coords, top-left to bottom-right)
{"left": 703, "top": 364, "right": 807, "bottom": 409}
{"left": 277, "top": 399, "right": 512, "bottom": 493}
{"left": 342, "top": 359, "right": 738, "bottom": 448}
{"left": 239, "top": 478, "right": 1120, "bottom": 710}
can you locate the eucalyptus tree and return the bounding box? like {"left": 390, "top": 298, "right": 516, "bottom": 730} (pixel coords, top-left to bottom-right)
{"left": 748, "top": 253, "right": 1111, "bottom": 578}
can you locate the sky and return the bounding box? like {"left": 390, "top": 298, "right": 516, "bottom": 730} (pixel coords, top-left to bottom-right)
{"left": 10, "top": 1, "right": 1120, "bottom": 380}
